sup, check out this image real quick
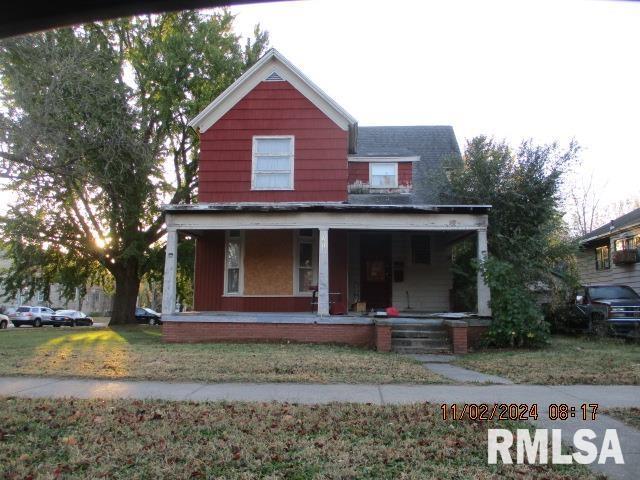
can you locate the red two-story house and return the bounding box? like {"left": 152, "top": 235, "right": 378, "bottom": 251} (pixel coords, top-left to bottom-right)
{"left": 161, "top": 49, "right": 491, "bottom": 353}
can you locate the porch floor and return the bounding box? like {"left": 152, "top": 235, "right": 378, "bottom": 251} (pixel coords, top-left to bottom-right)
{"left": 162, "top": 311, "right": 488, "bottom": 326}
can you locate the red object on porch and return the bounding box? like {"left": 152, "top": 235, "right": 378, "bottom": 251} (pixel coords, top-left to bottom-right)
{"left": 385, "top": 307, "right": 399, "bottom": 317}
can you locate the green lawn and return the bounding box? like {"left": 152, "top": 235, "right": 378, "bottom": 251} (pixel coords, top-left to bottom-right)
{"left": 0, "top": 326, "right": 444, "bottom": 384}
{"left": 456, "top": 336, "right": 640, "bottom": 384}
{"left": 0, "top": 398, "right": 597, "bottom": 479}
{"left": 607, "top": 407, "right": 640, "bottom": 430}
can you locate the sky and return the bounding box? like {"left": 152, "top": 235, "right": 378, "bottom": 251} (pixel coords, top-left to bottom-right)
{"left": 230, "top": 0, "right": 640, "bottom": 208}
{"left": 1, "top": 0, "right": 638, "bottom": 220}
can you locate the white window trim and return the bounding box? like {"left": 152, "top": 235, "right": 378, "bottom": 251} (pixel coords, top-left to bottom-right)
{"left": 293, "top": 229, "right": 318, "bottom": 296}
{"left": 348, "top": 155, "right": 419, "bottom": 163}
{"left": 223, "top": 230, "right": 245, "bottom": 295}
{"left": 369, "top": 162, "right": 398, "bottom": 189}
{"left": 251, "top": 135, "right": 295, "bottom": 191}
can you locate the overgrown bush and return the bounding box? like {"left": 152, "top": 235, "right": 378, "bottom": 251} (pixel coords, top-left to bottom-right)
{"left": 544, "top": 303, "right": 588, "bottom": 334}
{"left": 481, "top": 258, "right": 550, "bottom": 348}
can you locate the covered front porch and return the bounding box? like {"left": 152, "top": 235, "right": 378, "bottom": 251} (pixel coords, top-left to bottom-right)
{"left": 160, "top": 203, "right": 492, "bottom": 351}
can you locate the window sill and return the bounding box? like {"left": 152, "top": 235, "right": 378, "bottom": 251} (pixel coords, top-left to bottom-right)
{"left": 250, "top": 188, "right": 295, "bottom": 191}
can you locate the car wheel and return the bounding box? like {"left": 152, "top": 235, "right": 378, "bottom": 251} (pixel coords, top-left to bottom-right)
{"left": 0, "top": 320, "right": 7, "bottom": 329}
{"left": 148, "top": 317, "right": 156, "bottom": 326}
{"left": 34, "top": 318, "right": 42, "bottom": 328}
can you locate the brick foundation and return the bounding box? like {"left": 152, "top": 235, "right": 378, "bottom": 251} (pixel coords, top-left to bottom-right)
{"left": 445, "top": 320, "right": 490, "bottom": 354}
{"left": 374, "top": 324, "right": 392, "bottom": 352}
{"left": 446, "top": 322, "right": 468, "bottom": 354}
{"left": 468, "top": 325, "right": 489, "bottom": 349}
{"left": 163, "top": 321, "right": 393, "bottom": 351}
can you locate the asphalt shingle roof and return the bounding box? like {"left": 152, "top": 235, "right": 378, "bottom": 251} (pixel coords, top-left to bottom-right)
{"left": 348, "top": 125, "right": 461, "bottom": 205}
{"left": 580, "top": 206, "right": 640, "bottom": 244}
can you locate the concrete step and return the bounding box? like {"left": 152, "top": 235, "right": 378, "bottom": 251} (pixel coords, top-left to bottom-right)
{"left": 392, "top": 329, "right": 448, "bottom": 339}
{"left": 392, "top": 338, "right": 450, "bottom": 348}
{"left": 393, "top": 345, "right": 452, "bottom": 354}
{"left": 390, "top": 324, "right": 451, "bottom": 354}
{"left": 391, "top": 324, "right": 446, "bottom": 332}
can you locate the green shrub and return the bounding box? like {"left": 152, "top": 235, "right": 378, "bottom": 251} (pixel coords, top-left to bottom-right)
{"left": 481, "top": 258, "right": 550, "bottom": 348}
{"left": 544, "top": 303, "right": 587, "bottom": 334}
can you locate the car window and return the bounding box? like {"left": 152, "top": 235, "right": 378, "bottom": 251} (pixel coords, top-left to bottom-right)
{"left": 589, "top": 286, "right": 640, "bottom": 301}
{"left": 136, "top": 308, "right": 145, "bottom": 315}
{"left": 57, "top": 310, "right": 75, "bottom": 316}
{"left": 78, "top": 312, "right": 85, "bottom": 318}
{"left": 17, "top": 307, "right": 30, "bottom": 312}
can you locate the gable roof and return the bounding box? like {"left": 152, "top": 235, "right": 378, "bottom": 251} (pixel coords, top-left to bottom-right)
{"left": 580, "top": 206, "right": 640, "bottom": 245}
{"left": 188, "top": 48, "right": 357, "bottom": 133}
{"left": 348, "top": 126, "right": 461, "bottom": 205}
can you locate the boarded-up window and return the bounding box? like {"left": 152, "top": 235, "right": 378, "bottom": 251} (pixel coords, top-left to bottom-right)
{"left": 411, "top": 235, "right": 431, "bottom": 265}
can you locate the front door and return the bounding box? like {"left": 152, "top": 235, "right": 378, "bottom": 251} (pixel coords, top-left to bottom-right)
{"left": 360, "top": 233, "right": 392, "bottom": 309}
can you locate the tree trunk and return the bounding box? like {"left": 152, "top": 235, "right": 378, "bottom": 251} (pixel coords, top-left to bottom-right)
{"left": 110, "top": 261, "right": 141, "bottom": 324}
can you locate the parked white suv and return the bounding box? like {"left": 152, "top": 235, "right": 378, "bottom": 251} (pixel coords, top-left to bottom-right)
{"left": 9, "top": 306, "right": 54, "bottom": 327}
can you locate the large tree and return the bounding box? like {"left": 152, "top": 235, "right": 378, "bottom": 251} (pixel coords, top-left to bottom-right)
{"left": 442, "top": 136, "right": 580, "bottom": 346}
{"left": 0, "top": 12, "right": 268, "bottom": 322}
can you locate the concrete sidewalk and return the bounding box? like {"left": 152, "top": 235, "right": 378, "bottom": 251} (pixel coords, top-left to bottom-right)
{"left": 0, "top": 376, "right": 638, "bottom": 406}
{"left": 1, "top": 376, "right": 639, "bottom": 479}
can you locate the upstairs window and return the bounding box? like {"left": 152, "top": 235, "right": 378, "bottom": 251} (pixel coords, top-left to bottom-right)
{"left": 614, "top": 236, "right": 640, "bottom": 251}
{"left": 252, "top": 136, "right": 294, "bottom": 190}
{"left": 595, "top": 245, "right": 610, "bottom": 270}
{"left": 370, "top": 162, "right": 398, "bottom": 188}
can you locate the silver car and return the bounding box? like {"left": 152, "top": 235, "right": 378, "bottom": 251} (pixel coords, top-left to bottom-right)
{"left": 0, "top": 313, "right": 9, "bottom": 329}
{"left": 9, "top": 306, "right": 54, "bottom": 327}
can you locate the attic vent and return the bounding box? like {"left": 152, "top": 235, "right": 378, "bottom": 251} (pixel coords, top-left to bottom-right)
{"left": 264, "top": 71, "right": 284, "bottom": 82}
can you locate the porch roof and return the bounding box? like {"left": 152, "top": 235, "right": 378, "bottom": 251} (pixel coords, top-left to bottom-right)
{"left": 163, "top": 202, "right": 491, "bottom": 215}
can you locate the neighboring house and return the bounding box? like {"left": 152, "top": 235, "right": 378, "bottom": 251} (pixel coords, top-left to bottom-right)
{"left": 161, "top": 49, "right": 491, "bottom": 352}
{"left": 0, "top": 256, "right": 112, "bottom": 314}
{"left": 578, "top": 207, "right": 640, "bottom": 293}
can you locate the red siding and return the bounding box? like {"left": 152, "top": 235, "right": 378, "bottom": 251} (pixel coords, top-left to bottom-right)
{"left": 193, "top": 229, "right": 350, "bottom": 313}
{"left": 199, "top": 81, "right": 348, "bottom": 202}
{"left": 347, "top": 162, "right": 413, "bottom": 187}
{"left": 347, "top": 163, "right": 369, "bottom": 184}
{"left": 399, "top": 163, "right": 412, "bottom": 186}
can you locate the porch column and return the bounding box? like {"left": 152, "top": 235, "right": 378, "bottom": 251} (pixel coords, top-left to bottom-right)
{"left": 477, "top": 228, "right": 491, "bottom": 317}
{"left": 318, "top": 227, "right": 330, "bottom": 316}
{"left": 162, "top": 228, "right": 178, "bottom": 315}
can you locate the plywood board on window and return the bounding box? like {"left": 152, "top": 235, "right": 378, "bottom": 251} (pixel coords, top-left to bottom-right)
{"left": 244, "top": 230, "right": 294, "bottom": 295}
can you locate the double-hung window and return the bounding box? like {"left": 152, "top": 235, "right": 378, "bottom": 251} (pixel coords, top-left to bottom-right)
{"left": 370, "top": 162, "right": 398, "bottom": 188}
{"left": 225, "top": 230, "right": 243, "bottom": 294}
{"left": 252, "top": 136, "right": 294, "bottom": 190}
{"left": 295, "top": 229, "right": 316, "bottom": 294}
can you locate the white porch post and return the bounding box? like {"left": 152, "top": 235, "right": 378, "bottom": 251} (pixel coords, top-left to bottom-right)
{"left": 477, "top": 228, "right": 491, "bottom": 317}
{"left": 318, "top": 227, "right": 330, "bottom": 316}
{"left": 162, "top": 228, "right": 178, "bottom": 315}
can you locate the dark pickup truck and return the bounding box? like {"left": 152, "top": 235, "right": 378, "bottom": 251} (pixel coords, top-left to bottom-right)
{"left": 576, "top": 285, "right": 640, "bottom": 337}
